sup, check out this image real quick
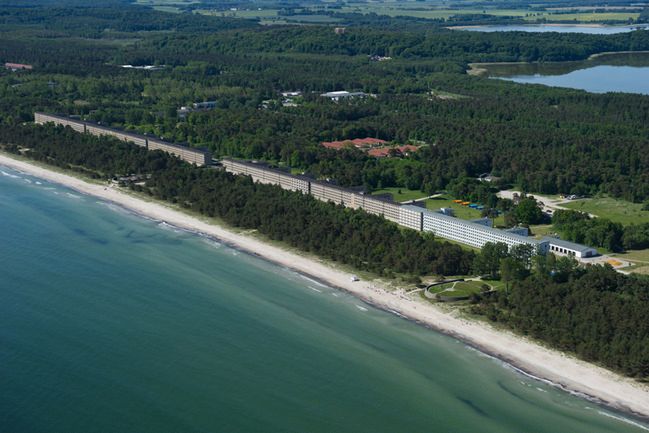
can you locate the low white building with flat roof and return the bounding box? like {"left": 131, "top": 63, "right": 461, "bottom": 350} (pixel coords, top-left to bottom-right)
{"left": 543, "top": 237, "right": 597, "bottom": 258}
{"left": 320, "top": 91, "right": 367, "bottom": 101}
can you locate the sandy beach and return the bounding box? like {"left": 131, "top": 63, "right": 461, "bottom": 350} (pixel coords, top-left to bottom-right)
{"left": 2, "top": 152, "right": 649, "bottom": 420}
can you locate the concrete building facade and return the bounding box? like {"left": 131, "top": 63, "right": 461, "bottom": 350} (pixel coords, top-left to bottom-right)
{"left": 34, "top": 112, "right": 211, "bottom": 166}
{"left": 221, "top": 159, "right": 559, "bottom": 254}
{"left": 543, "top": 237, "right": 597, "bottom": 258}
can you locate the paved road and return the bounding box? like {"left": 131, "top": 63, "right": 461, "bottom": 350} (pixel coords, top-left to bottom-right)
{"left": 497, "top": 190, "right": 596, "bottom": 217}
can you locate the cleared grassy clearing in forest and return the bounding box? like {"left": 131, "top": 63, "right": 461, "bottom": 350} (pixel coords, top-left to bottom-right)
{"left": 372, "top": 187, "right": 428, "bottom": 202}
{"left": 563, "top": 197, "right": 649, "bottom": 225}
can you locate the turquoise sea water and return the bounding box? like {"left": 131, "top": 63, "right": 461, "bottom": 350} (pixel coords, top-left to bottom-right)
{"left": 1, "top": 165, "right": 649, "bottom": 433}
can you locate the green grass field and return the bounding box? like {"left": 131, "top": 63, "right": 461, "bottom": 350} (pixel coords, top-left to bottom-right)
{"left": 562, "top": 197, "right": 649, "bottom": 225}
{"left": 425, "top": 194, "right": 505, "bottom": 226}
{"left": 425, "top": 195, "right": 482, "bottom": 219}
{"left": 609, "top": 248, "right": 649, "bottom": 275}
{"left": 528, "top": 224, "right": 557, "bottom": 238}
{"left": 372, "top": 187, "right": 428, "bottom": 202}
{"left": 429, "top": 279, "right": 499, "bottom": 298}
{"left": 610, "top": 248, "right": 649, "bottom": 263}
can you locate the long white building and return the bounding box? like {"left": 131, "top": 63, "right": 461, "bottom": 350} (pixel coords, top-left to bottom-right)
{"left": 399, "top": 205, "right": 548, "bottom": 252}
{"left": 34, "top": 112, "right": 211, "bottom": 166}
{"left": 221, "top": 159, "right": 581, "bottom": 254}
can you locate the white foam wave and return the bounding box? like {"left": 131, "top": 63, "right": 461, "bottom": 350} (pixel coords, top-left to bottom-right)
{"left": 157, "top": 221, "right": 183, "bottom": 233}
{"left": 355, "top": 305, "right": 368, "bottom": 312}
{"left": 388, "top": 309, "right": 406, "bottom": 319}
{"left": 1, "top": 170, "right": 20, "bottom": 178}
{"left": 308, "top": 286, "right": 322, "bottom": 293}
{"left": 201, "top": 238, "right": 222, "bottom": 249}
{"left": 299, "top": 274, "right": 329, "bottom": 288}
{"left": 597, "top": 411, "right": 649, "bottom": 431}
{"left": 97, "top": 201, "right": 131, "bottom": 216}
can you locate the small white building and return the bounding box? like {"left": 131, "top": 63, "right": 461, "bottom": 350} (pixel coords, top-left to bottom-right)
{"left": 543, "top": 237, "right": 597, "bottom": 258}
{"left": 320, "top": 91, "right": 367, "bottom": 101}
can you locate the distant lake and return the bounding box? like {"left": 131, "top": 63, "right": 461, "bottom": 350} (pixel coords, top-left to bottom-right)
{"left": 473, "top": 52, "right": 649, "bottom": 95}
{"left": 455, "top": 24, "right": 649, "bottom": 34}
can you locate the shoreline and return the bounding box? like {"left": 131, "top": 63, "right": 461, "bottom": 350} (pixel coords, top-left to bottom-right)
{"left": 467, "top": 50, "right": 649, "bottom": 75}
{"left": 2, "top": 153, "right": 649, "bottom": 421}
{"left": 450, "top": 23, "right": 643, "bottom": 30}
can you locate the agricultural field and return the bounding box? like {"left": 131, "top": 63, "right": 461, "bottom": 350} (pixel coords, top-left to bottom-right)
{"left": 340, "top": 5, "right": 529, "bottom": 20}
{"left": 135, "top": 0, "right": 199, "bottom": 13}
{"left": 562, "top": 196, "right": 649, "bottom": 225}
{"left": 526, "top": 12, "right": 640, "bottom": 22}
{"left": 202, "top": 10, "right": 343, "bottom": 24}
{"left": 137, "top": 0, "right": 642, "bottom": 23}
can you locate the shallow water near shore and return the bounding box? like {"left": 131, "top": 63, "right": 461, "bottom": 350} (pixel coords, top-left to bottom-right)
{"left": 456, "top": 24, "right": 649, "bottom": 34}
{"left": 1, "top": 166, "right": 648, "bottom": 433}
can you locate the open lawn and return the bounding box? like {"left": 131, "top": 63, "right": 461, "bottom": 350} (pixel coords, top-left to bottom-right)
{"left": 425, "top": 194, "right": 482, "bottom": 219}
{"left": 425, "top": 194, "right": 505, "bottom": 226}
{"left": 630, "top": 265, "right": 649, "bottom": 275}
{"left": 528, "top": 224, "right": 557, "bottom": 238}
{"left": 372, "top": 187, "right": 428, "bottom": 202}
{"left": 562, "top": 196, "right": 649, "bottom": 225}
{"left": 610, "top": 248, "right": 649, "bottom": 264}
{"left": 429, "top": 279, "right": 503, "bottom": 299}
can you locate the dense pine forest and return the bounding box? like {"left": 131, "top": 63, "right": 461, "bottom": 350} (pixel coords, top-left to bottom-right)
{"left": 2, "top": 3, "right": 649, "bottom": 201}
{"left": 472, "top": 265, "right": 649, "bottom": 377}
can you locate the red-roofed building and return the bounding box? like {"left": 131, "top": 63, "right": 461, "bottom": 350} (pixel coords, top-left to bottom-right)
{"left": 321, "top": 137, "right": 388, "bottom": 150}
{"left": 367, "top": 147, "right": 393, "bottom": 157}
{"left": 321, "top": 140, "right": 355, "bottom": 150}
{"left": 4, "top": 63, "right": 33, "bottom": 71}
{"left": 398, "top": 145, "right": 419, "bottom": 155}
{"left": 351, "top": 137, "right": 387, "bottom": 147}
{"left": 368, "top": 145, "right": 420, "bottom": 158}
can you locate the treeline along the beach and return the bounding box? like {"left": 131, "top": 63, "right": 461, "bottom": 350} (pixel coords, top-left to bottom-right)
{"left": 472, "top": 265, "right": 649, "bottom": 378}
{"left": 2, "top": 123, "right": 649, "bottom": 378}
{"left": 0, "top": 124, "right": 473, "bottom": 278}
